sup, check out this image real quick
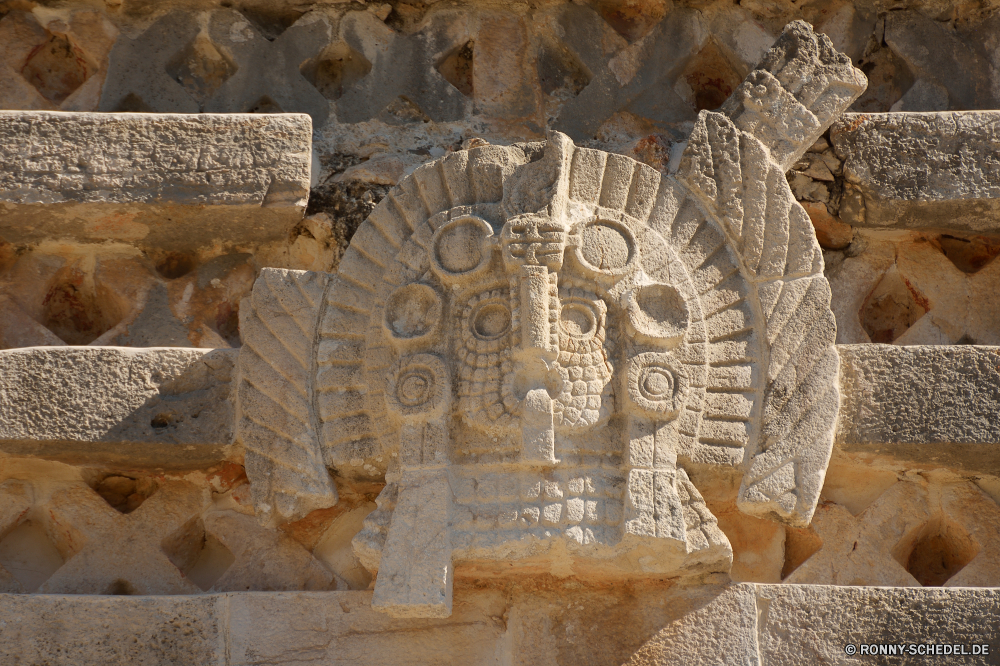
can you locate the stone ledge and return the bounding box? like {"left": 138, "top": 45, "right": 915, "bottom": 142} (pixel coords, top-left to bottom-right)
{"left": 4, "top": 344, "right": 1000, "bottom": 474}
{"left": 0, "top": 346, "right": 235, "bottom": 469}
{"left": 0, "top": 585, "right": 995, "bottom": 665}
{"left": 831, "top": 111, "right": 1000, "bottom": 232}
{"left": 0, "top": 112, "right": 311, "bottom": 252}
{"left": 837, "top": 344, "right": 1000, "bottom": 474}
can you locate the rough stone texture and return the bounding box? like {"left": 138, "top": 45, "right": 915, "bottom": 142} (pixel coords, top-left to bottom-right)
{"left": 758, "top": 584, "right": 1000, "bottom": 664}
{"left": 831, "top": 111, "right": 1000, "bottom": 232}
{"left": 838, "top": 345, "right": 1000, "bottom": 474}
{"left": 0, "top": 111, "right": 311, "bottom": 251}
{"left": 0, "top": 347, "right": 234, "bottom": 468}
{"left": 2, "top": 585, "right": 1000, "bottom": 664}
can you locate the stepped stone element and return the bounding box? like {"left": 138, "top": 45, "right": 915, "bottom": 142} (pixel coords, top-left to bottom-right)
{"left": 234, "top": 21, "right": 864, "bottom": 618}
{"left": 2, "top": 585, "right": 998, "bottom": 665}
{"left": 0, "top": 347, "right": 234, "bottom": 468}
{"left": 831, "top": 111, "right": 1000, "bottom": 231}
{"left": 0, "top": 111, "right": 311, "bottom": 252}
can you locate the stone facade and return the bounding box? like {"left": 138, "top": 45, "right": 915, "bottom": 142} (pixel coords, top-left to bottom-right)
{"left": 2, "top": 0, "right": 1000, "bottom": 663}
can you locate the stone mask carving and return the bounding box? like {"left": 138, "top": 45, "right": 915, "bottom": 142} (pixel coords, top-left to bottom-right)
{"left": 235, "top": 21, "right": 866, "bottom": 618}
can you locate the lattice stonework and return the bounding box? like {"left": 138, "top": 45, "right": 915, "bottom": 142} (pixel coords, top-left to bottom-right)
{"left": 235, "top": 21, "right": 866, "bottom": 618}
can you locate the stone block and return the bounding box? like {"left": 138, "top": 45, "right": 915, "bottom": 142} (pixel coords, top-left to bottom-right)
{"left": 0, "top": 111, "right": 311, "bottom": 252}
{"left": 831, "top": 111, "right": 1000, "bottom": 231}
{"left": 837, "top": 344, "right": 1000, "bottom": 475}
{"left": 0, "top": 594, "right": 223, "bottom": 665}
{"left": 0, "top": 347, "right": 234, "bottom": 468}
{"left": 757, "top": 584, "right": 1000, "bottom": 664}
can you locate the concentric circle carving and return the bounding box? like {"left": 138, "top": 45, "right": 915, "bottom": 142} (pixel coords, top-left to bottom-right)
{"left": 626, "top": 352, "right": 689, "bottom": 418}
{"left": 385, "top": 354, "right": 449, "bottom": 420}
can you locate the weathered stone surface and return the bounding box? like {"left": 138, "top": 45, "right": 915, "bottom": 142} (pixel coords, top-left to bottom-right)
{"left": 0, "top": 594, "right": 223, "bottom": 664}
{"left": 0, "top": 112, "right": 311, "bottom": 251}
{"left": 2, "top": 585, "right": 1000, "bottom": 664}
{"left": 831, "top": 111, "right": 1000, "bottom": 232}
{"left": 837, "top": 345, "right": 1000, "bottom": 474}
{"left": 757, "top": 584, "right": 1000, "bottom": 664}
{"left": 40, "top": 481, "right": 208, "bottom": 594}
{"left": 234, "top": 20, "right": 858, "bottom": 619}
{"left": 788, "top": 475, "right": 1000, "bottom": 588}
{"left": 0, "top": 347, "right": 234, "bottom": 468}
{"left": 719, "top": 19, "right": 867, "bottom": 171}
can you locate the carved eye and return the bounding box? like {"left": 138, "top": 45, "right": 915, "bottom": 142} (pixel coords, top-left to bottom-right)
{"left": 625, "top": 283, "right": 690, "bottom": 345}
{"left": 471, "top": 301, "right": 511, "bottom": 341}
{"left": 559, "top": 301, "right": 599, "bottom": 340}
{"left": 383, "top": 283, "right": 441, "bottom": 345}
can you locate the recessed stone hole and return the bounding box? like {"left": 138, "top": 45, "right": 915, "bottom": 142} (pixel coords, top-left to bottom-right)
{"left": 301, "top": 42, "right": 371, "bottom": 101}
{"left": 892, "top": 515, "right": 978, "bottom": 586}
{"left": 114, "top": 92, "right": 154, "bottom": 113}
{"left": 162, "top": 518, "right": 234, "bottom": 591}
{"left": 216, "top": 302, "right": 241, "bottom": 347}
{"left": 41, "top": 267, "right": 126, "bottom": 345}
{"left": 105, "top": 579, "right": 138, "bottom": 595}
{"left": 860, "top": 265, "right": 927, "bottom": 343}
{"left": 236, "top": 5, "right": 302, "bottom": 40}
{"left": 781, "top": 524, "right": 823, "bottom": 580}
{"left": 957, "top": 334, "right": 976, "bottom": 345}
{"left": 676, "top": 40, "right": 742, "bottom": 111}
{"left": 935, "top": 234, "right": 1000, "bottom": 274}
{"left": 0, "top": 517, "right": 65, "bottom": 592}
{"left": 154, "top": 252, "right": 197, "bottom": 280}
{"left": 596, "top": 0, "right": 665, "bottom": 42}
{"left": 20, "top": 33, "right": 95, "bottom": 104}
{"left": 165, "top": 33, "right": 237, "bottom": 107}
{"left": 537, "top": 41, "right": 591, "bottom": 99}
{"left": 94, "top": 475, "right": 157, "bottom": 514}
{"left": 150, "top": 412, "right": 175, "bottom": 430}
{"left": 437, "top": 41, "right": 474, "bottom": 97}
{"left": 248, "top": 95, "right": 283, "bottom": 113}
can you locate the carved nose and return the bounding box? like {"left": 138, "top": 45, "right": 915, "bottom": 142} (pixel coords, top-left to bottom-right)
{"left": 515, "top": 264, "right": 559, "bottom": 465}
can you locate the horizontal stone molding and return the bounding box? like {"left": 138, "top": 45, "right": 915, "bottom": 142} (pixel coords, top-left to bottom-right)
{"left": 0, "top": 346, "right": 235, "bottom": 469}
{"left": 4, "top": 343, "right": 1000, "bottom": 474}
{"left": 831, "top": 111, "right": 1000, "bottom": 232}
{"left": 0, "top": 112, "right": 311, "bottom": 251}
{"left": 0, "top": 585, "right": 997, "bottom": 664}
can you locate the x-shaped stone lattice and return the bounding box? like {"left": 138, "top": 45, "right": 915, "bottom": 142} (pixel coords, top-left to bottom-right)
{"left": 831, "top": 238, "right": 1000, "bottom": 345}
{"left": 39, "top": 481, "right": 208, "bottom": 594}
{"left": 335, "top": 10, "right": 471, "bottom": 124}
{"left": 0, "top": 10, "right": 116, "bottom": 111}
{"left": 0, "top": 480, "right": 32, "bottom": 593}
{"left": 786, "top": 477, "right": 1000, "bottom": 587}
{"left": 100, "top": 10, "right": 333, "bottom": 122}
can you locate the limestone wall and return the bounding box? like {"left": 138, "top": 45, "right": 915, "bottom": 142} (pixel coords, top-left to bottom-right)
{"left": 2, "top": 1, "right": 1000, "bottom": 664}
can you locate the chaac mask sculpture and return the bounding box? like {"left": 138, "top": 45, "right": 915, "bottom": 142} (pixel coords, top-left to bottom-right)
{"left": 235, "top": 21, "right": 866, "bottom": 618}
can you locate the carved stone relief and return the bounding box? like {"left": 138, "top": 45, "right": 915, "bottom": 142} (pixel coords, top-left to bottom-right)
{"left": 235, "top": 20, "right": 866, "bottom": 618}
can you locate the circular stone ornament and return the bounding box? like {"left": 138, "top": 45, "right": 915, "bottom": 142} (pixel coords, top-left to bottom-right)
{"left": 385, "top": 354, "right": 450, "bottom": 420}
{"left": 624, "top": 283, "right": 690, "bottom": 344}
{"left": 626, "top": 352, "right": 689, "bottom": 418}
{"left": 430, "top": 215, "right": 494, "bottom": 283}
{"left": 572, "top": 218, "right": 637, "bottom": 277}
{"left": 383, "top": 283, "right": 442, "bottom": 343}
